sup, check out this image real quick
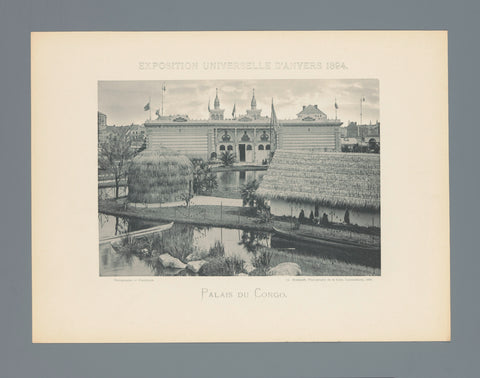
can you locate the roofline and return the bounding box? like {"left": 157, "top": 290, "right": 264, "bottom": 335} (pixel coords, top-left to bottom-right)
{"left": 145, "top": 120, "right": 343, "bottom": 127}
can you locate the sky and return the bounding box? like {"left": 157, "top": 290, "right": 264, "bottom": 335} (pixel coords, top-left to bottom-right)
{"left": 98, "top": 79, "right": 379, "bottom": 126}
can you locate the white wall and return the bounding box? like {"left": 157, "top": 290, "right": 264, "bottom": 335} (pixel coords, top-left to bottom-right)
{"left": 147, "top": 126, "right": 209, "bottom": 158}
{"left": 278, "top": 126, "right": 338, "bottom": 152}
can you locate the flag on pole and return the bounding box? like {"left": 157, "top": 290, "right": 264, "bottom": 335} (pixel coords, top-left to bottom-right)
{"left": 362, "top": 97, "right": 366, "bottom": 102}
{"left": 144, "top": 102, "right": 150, "bottom": 111}
{"left": 162, "top": 83, "right": 166, "bottom": 92}
{"left": 155, "top": 109, "right": 160, "bottom": 116}
{"left": 335, "top": 100, "right": 339, "bottom": 109}
{"left": 208, "top": 99, "right": 211, "bottom": 112}
{"left": 232, "top": 103, "right": 236, "bottom": 118}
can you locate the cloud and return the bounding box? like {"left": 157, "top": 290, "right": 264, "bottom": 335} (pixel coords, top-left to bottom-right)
{"left": 99, "top": 79, "right": 380, "bottom": 125}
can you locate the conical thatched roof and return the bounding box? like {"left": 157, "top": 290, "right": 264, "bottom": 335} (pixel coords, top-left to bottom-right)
{"left": 128, "top": 146, "right": 193, "bottom": 203}
{"left": 257, "top": 150, "right": 380, "bottom": 211}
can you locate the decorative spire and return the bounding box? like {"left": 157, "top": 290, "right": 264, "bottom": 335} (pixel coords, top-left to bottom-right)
{"left": 251, "top": 88, "right": 257, "bottom": 109}
{"left": 214, "top": 88, "right": 220, "bottom": 109}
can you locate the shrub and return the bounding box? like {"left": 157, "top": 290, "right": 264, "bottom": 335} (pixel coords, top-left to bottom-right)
{"left": 208, "top": 241, "right": 225, "bottom": 258}
{"left": 181, "top": 192, "right": 194, "bottom": 207}
{"left": 241, "top": 180, "right": 260, "bottom": 208}
{"left": 298, "top": 209, "right": 306, "bottom": 223}
{"left": 256, "top": 208, "right": 272, "bottom": 224}
{"left": 192, "top": 159, "right": 218, "bottom": 195}
{"left": 253, "top": 249, "right": 273, "bottom": 272}
{"left": 344, "top": 209, "right": 350, "bottom": 224}
{"left": 224, "top": 256, "right": 246, "bottom": 275}
{"left": 198, "top": 255, "right": 246, "bottom": 276}
{"left": 149, "top": 229, "right": 194, "bottom": 263}
{"left": 220, "top": 151, "right": 236, "bottom": 167}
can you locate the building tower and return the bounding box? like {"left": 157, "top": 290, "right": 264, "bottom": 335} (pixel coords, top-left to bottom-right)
{"left": 209, "top": 88, "right": 225, "bottom": 120}
{"left": 246, "top": 88, "right": 262, "bottom": 120}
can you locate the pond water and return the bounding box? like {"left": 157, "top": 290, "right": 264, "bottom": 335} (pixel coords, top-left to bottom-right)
{"left": 98, "top": 214, "right": 380, "bottom": 276}
{"left": 99, "top": 214, "right": 269, "bottom": 276}
{"left": 213, "top": 170, "right": 266, "bottom": 196}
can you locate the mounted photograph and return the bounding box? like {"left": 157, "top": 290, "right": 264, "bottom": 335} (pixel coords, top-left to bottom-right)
{"left": 33, "top": 31, "right": 449, "bottom": 343}
{"left": 98, "top": 79, "right": 381, "bottom": 277}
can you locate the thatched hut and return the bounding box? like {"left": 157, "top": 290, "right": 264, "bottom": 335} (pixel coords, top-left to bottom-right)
{"left": 257, "top": 150, "right": 380, "bottom": 227}
{"left": 127, "top": 147, "right": 193, "bottom": 203}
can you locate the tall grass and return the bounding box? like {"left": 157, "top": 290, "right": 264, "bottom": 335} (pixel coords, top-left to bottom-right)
{"left": 252, "top": 248, "right": 273, "bottom": 273}
{"left": 208, "top": 241, "right": 225, "bottom": 258}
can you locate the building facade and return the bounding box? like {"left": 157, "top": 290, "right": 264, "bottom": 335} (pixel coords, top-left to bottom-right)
{"left": 144, "top": 89, "right": 342, "bottom": 162}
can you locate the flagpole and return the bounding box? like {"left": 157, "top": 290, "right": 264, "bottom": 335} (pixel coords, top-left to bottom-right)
{"left": 335, "top": 98, "right": 338, "bottom": 120}
{"left": 270, "top": 98, "right": 273, "bottom": 150}
{"left": 360, "top": 96, "right": 363, "bottom": 126}
{"left": 161, "top": 82, "right": 165, "bottom": 116}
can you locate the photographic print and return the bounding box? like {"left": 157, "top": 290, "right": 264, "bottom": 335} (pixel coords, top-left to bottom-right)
{"left": 98, "top": 79, "right": 381, "bottom": 277}
{"left": 33, "top": 31, "right": 449, "bottom": 342}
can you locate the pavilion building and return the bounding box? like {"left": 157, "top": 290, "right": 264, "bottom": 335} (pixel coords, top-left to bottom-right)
{"left": 144, "top": 88, "right": 342, "bottom": 163}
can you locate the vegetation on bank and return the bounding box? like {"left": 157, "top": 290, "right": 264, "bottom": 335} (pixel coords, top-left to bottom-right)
{"left": 99, "top": 198, "right": 380, "bottom": 249}
{"left": 98, "top": 127, "right": 137, "bottom": 199}
{"left": 219, "top": 151, "right": 236, "bottom": 167}
{"left": 111, "top": 228, "right": 379, "bottom": 276}
{"left": 191, "top": 159, "right": 218, "bottom": 195}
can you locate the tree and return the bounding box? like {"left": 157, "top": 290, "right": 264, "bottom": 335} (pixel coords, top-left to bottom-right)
{"left": 299, "top": 209, "right": 305, "bottom": 223}
{"left": 220, "top": 151, "right": 236, "bottom": 167}
{"left": 98, "top": 127, "right": 135, "bottom": 199}
{"left": 192, "top": 159, "right": 218, "bottom": 195}
{"left": 241, "top": 179, "right": 260, "bottom": 207}
{"left": 241, "top": 179, "right": 270, "bottom": 216}
{"left": 344, "top": 209, "right": 350, "bottom": 224}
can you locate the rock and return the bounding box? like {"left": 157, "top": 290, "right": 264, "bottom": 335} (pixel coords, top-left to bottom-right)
{"left": 198, "top": 258, "right": 230, "bottom": 276}
{"left": 158, "top": 254, "right": 187, "bottom": 269}
{"left": 186, "top": 249, "right": 209, "bottom": 261}
{"left": 267, "top": 262, "right": 302, "bottom": 276}
{"left": 186, "top": 260, "right": 207, "bottom": 273}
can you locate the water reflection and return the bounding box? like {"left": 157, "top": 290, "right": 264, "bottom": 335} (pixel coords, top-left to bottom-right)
{"left": 271, "top": 235, "right": 380, "bottom": 268}
{"left": 99, "top": 215, "right": 271, "bottom": 276}
{"left": 98, "top": 215, "right": 380, "bottom": 276}
{"left": 215, "top": 170, "right": 266, "bottom": 195}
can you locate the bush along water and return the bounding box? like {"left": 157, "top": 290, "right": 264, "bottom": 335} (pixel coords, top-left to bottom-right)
{"left": 110, "top": 226, "right": 311, "bottom": 276}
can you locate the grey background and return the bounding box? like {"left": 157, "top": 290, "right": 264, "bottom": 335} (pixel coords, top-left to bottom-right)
{"left": 1, "top": 0, "right": 478, "bottom": 377}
